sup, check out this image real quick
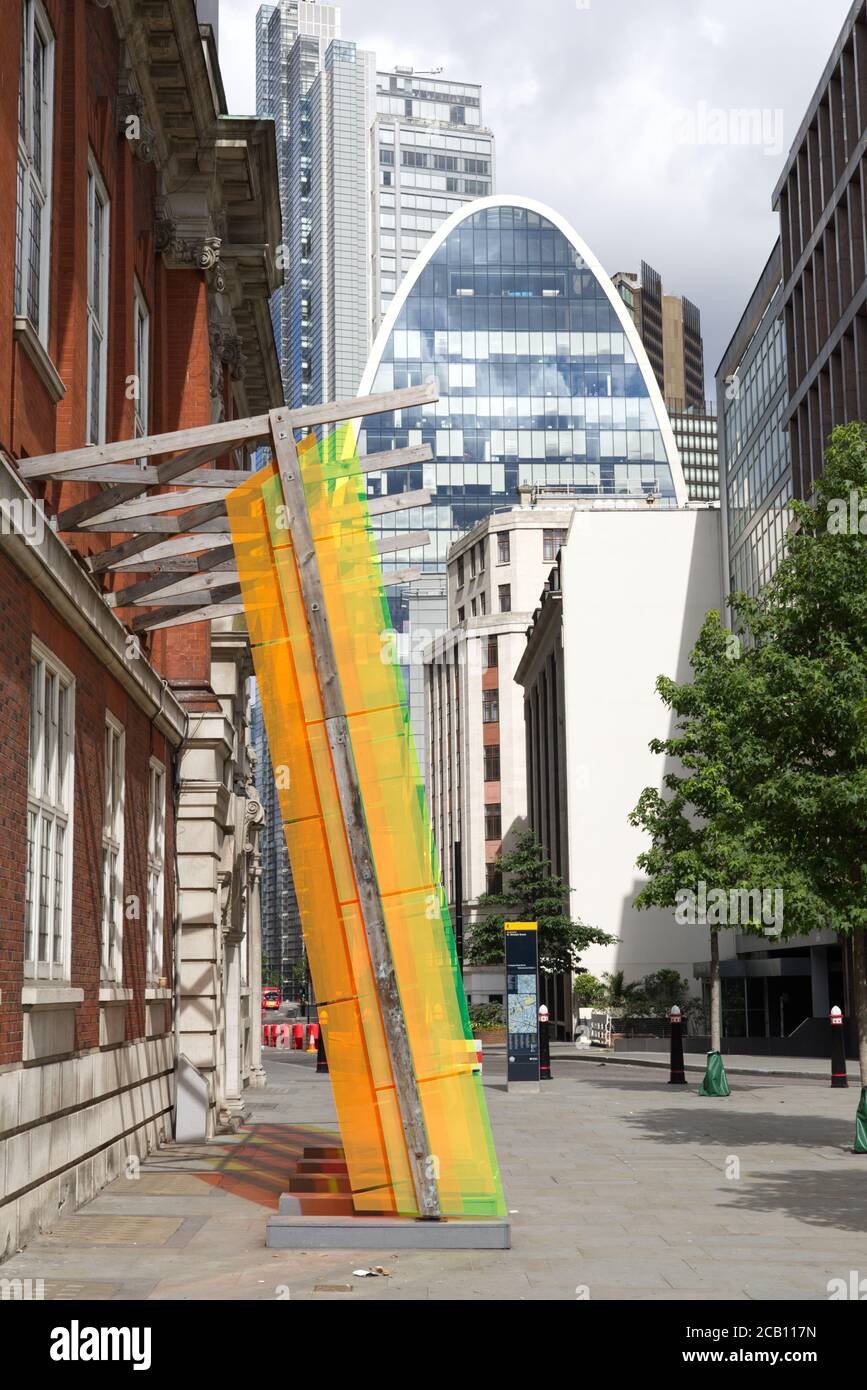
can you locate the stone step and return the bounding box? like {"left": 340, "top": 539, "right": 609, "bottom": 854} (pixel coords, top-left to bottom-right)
{"left": 296, "top": 1158, "right": 348, "bottom": 1175}
{"left": 286, "top": 1174, "right": 352, "bottom": 1194}
{"left": 302, "top": 1145, "right": 345, "bottom": 1161}
{"left": 277, "top": 1192, "right": 357, "bottom": 1217}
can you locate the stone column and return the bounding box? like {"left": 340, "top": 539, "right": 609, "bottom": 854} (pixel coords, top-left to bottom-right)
{"left": 174, "top": 710, "right": 235, "bottom": 1136}
{"left": 246, "top": 783, "right": 267, "bottom": 1087}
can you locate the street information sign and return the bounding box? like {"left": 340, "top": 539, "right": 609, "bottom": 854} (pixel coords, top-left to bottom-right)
{"left": 504, "top": 922, "right": 540, "bottom": 1091}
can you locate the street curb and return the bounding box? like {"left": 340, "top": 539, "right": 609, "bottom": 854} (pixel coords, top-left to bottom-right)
{"left": 550, "top": 1049, "right": 856, "bottom": 1083}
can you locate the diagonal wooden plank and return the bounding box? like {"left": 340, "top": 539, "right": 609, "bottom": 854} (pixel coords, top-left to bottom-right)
{"left": 84, "top": 503, "right": 228, "bottom": 534}
{"left": 54, "top": 442, "right": 235, "bottom": 530}
{"left": 21, "top": 442, "right": 435, "bottom": 488}
{"left": 130, "top": 584, "right": 242, "bottom": 618}
{"left": 108, "top": 546, "right": 238, "bottom": 607}
{"left": 132, "top": 594, "right": 247, "bottom": 633}
{"left": 21, "top": 419, "right": 268, "bottom": 481}
{"left": 71, "top": 486, "right": 231, "bottom": 530}
{"left": 367, "top": 489, "right": 430, "bottom": 517}
{"left": 20, "top": 383, "right": 437, "bottom": 480}
{"left": 89, "top": 522, "right": 230, "bottom": 574}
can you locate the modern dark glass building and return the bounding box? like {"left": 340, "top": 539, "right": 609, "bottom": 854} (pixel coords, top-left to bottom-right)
{"left": 358, "top": 196, "right": 688, "bottom": 573}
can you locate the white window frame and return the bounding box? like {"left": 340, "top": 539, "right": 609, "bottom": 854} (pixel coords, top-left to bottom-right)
{"left": 25, "top": 640, "right": 74, "bottom": 981}
{"left": 146, "top": 757, "right": 166, "bottom": 983}
{"left": 101, "top": 713, "right": 125, "bottom": 982}
{"left": 86, "top": 153, "right": 110, "bottom": 446}
{"left": 15, "top": 0, "right": 55, "bottom": 344}
{"left": 132, "top": 276, "right": 150, "bottom": 443}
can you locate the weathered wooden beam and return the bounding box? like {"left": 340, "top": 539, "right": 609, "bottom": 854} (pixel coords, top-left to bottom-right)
{"left": 54, "top": 442, "right": 233, "bottom": 530}
{"left": 367, "top": 488, "right": 430, "bottom": 518}
{"left": 268, "top": 405, "right": 440, "bottom": 1221}
{"left": 20, "top": 383, "right": 437, "bottom": 480}
{"left": 89, "top": 526, "right": 230, "bottom": 574}
{"left": 21, "top": 419, "right": 267, "bottom": 481}
{"left": 133, "top": 600, "right": 247, "bottom": 633}
{"left": 375, "top": 530, "right": 430, "bottom": 556}
{"left": 131, "top": 585, "right": 243, "bottom": 627}
{"left": 108, "top": 549, "right": 238, "bottom": 607}
{"left": 19, "top": 442, "right": 434, "bottom": 488}
{"left": 85, "top": 505, "right": 228, "bottom": 534}
{"left": 70, "top": 485, "right": 231, "bottom": 530}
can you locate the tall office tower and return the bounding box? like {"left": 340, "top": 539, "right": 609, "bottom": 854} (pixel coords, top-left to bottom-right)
{"left": 251, "top": 688, "right": 304, "bottom": 987}
{"left": 370, "top": 68, "right": 496, "bottom": 336}
{"left": 256, "top": 2, "right": 373, "bottom": 407}
{"left": 613, "top": 262, "right": 706, "bottom": 410}
{"left": 716, "top": 242, "right": 791, "bottom": 599}
{"left": 772, "top": 0, "right": 867, "bottom": 502}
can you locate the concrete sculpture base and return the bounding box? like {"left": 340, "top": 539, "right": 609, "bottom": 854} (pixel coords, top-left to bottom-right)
{"left": 266, "top": 1209, "right": 512, "bottom": 1250}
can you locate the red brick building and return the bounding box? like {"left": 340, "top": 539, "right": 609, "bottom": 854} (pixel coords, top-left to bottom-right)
{"left": 0, "top": 0, "right": 282, "bottom": 1257}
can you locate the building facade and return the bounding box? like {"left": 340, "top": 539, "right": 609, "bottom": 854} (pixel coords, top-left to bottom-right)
{"left": 359, "top": 196, "right": 687, "bottom": 578}
{"left": 370, "top": 67, "right": 495, "bottom": 336}
{"left": 1, "top": 0, "right": 282, "bottom": 1258}
{"left": 424, "top": 490, "right": 584, "bottom": 940}
{"left": 668, "top": 400, "right": 719, "bottom": 502}
{"left": 716, "top": 242, "right": 792, "bottom": 599}
{"left": 772, "top": 0, "right": 867, "bottom": 503}
{"left": 515, "top": 506, "right": 730, "bottom": 999}
{"left": 250, "top": 686, "right": 303, "bottom": 988}
{"left": 613, "top": 262, "right": 706, "bottom": 410}
{"left": 256, "top": 0, "right": 373, "bottom": 408}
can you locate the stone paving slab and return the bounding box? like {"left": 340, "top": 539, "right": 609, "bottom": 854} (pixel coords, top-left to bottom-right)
{"left": 1, "top": 1057, "right": 865, "bottom": 1301}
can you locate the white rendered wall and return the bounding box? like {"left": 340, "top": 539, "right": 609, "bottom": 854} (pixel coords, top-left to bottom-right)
{"left": 559, "top": 507, "right": 735, "bottom": 990}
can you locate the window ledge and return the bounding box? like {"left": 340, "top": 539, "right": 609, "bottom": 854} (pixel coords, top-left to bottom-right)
{"left": 13, "top": 315, "right": 66, "bottom": 404}
{"left": 144, "top": 987, "right": 172, "bottom": 1001}
{"left": 99, "top": 987, "right": 133, "bottom": 1003}
{"left": 21, "top": 984, "right": 84, "bottom": 1008}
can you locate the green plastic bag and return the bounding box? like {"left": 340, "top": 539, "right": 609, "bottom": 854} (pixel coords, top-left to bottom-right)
{"left": 699, "top": 1050, "right": 731, "bottom": 1097}
{"left": 855, "top": 1088, "right": 867, "bottom": 1154}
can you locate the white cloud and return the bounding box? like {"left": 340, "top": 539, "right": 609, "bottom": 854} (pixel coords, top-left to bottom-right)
{"left": 215, "top": 0, "right": 851, "bottom": 386}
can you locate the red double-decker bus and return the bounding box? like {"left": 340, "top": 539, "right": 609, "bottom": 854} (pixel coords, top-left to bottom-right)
{"left": 262, "top": 986, "right": 281, "bottom": 1011}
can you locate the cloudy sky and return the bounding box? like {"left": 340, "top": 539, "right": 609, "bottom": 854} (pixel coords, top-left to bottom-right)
{"left": 216, "top": 0, "right": 850, "bottom": 393}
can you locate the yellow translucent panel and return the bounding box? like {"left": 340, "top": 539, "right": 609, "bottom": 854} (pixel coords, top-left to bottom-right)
{"left": 226, "top": 465, "right": 413, "bottom": 1215}
{"left": 227, "top": 429, "right": 505, "bottom": 1220}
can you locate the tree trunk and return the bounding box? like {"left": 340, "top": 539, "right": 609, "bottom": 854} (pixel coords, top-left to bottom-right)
{"left": 709, "top": 927, "right": 722, "bottom": 1052}
{"left": 852, "top": 929, "right": 867, "bottom": 1089}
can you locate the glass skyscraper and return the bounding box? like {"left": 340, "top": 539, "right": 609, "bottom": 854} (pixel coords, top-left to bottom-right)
{"left": 359, "top": 197, "right": 687, "bottom": 573}
{"left": 256, "top": 1, "right": 372, "bottom": 407}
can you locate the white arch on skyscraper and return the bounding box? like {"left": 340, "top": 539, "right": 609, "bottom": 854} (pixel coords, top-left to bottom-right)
{"left": 358, "top": 193, "right": 689, "bottom": 509}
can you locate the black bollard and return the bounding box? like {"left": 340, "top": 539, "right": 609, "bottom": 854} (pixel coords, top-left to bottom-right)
{"left": 830, "top": 1006, "right": 848, "bottom": 1088}
{"left": 316, "top": 1027, "right": 329, "bottom": 1074}
{"left": 539, "top": 1005, "right": 552, "bottom": 1081}
{"left": 668, "top": 1005, "right": 687, "bottom": 1085}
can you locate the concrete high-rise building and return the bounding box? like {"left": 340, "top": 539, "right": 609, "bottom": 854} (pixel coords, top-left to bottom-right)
{"left": 370, "top": 68, "right": 495, "bottom": 335}
{"left": 668, "top": 401, "right": 719, "bottom": 503}
{"left": 256, "top": 1, "right": 373, "bottom": 407}
{"left": 424, "top": 491, "right": 602, "bottom": 948}
{"left": 613, "top": 262, "right": 706, "bottom": 410}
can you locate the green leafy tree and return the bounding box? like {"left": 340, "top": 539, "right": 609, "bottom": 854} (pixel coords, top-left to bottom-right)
{"left": 466, "top": 829, "right": 616, "bottom": 973}
{"left": 630, "top": 423, "right": 867, "bottom": 1085}
{"left": 573, "top": 972, "right": 607, "bottom": 1007}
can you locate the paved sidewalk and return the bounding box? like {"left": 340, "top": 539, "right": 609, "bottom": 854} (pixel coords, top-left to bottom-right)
{"left": 2, "top": 1052, "right": 866, "bottom": 1300}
